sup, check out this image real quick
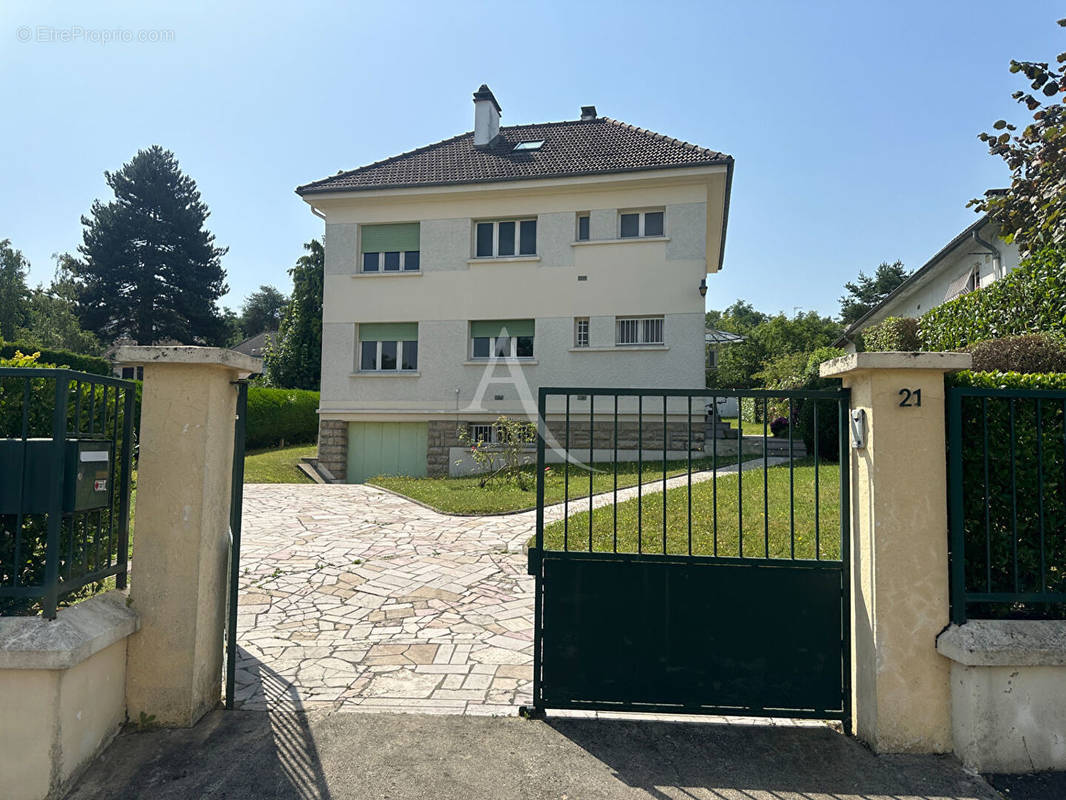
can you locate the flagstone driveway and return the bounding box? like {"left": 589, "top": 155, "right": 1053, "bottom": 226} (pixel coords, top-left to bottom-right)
{"left": 235, "top": 483, "right": 536, "bottom": 716}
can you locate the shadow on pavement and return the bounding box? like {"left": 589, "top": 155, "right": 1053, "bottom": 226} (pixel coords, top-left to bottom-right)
{"left": 545, "top": 716, "right": 1001, "bottom": 800}
{"left": 68, "top": 649, "right": 329, "bottom": 800}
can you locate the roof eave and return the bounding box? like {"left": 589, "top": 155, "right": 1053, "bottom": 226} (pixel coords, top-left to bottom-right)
{"left": 295, "top": 159, "right": 733, "bottom": 198}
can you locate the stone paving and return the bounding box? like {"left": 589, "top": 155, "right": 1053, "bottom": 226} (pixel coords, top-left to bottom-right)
{"left": 235, "top": 458, "right": 784, "bottom": 717}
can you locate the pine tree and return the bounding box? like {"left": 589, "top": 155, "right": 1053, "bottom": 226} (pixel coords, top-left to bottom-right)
{"left": 838, "top": 261, "right": 910, "bottom": 326}
{"left": 75, "top": 146, "right": 228, "bottom": 344}
{"left": 264, "top": 239, "right": 323, "bottom": 389}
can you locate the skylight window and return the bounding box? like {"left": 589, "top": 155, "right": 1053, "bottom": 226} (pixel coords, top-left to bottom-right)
{"left": 513, "top": 140, "right": 544, "bottom": 151}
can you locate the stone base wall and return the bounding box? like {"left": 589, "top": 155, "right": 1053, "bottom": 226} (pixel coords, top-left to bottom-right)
{"left": 428, "top": 419, "right": 704, "bottom": 478}
{"left": 428, "top": 421, "right": 463, "bottom": 477}
{"left": 317, "top": 419, "right": 348, "bottom": 482}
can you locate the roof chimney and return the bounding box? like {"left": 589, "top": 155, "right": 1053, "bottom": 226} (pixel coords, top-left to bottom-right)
{"left": 472, "top": 84, "right": 502, "bottom": 148}
{"left": 580, "top": 105, "right": 597, "bottom": 121}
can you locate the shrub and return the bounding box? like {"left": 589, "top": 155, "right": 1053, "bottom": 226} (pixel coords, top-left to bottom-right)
{"left": 964, "top": 333, "right": 1066, "bottom": 374}
{"left": 862, "top": 317, "right": 920, "bottom": 351}
{"left": 795, "top": 347, "right": 847, "bottom": 461}
{"left": 918, "top": 247, "right": 1066, "bottom": 351}
{"left": 0, "top": 341, "right": 109, "bottom": 375}
{"left": 245, "top": 386, "right": 320, "bottom": 449}
{"left": 769, "top": 417, "right": 789, "bottom": 437}
{"left": 457, "top": 416, "right": 538, "bottom": 489}
{"left": 948, "top": 370, "right": 1066, "bottom": 618}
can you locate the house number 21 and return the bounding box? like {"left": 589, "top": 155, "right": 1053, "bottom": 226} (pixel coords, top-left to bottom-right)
{"left": 898, "top": 388, "right": 922, "bottom": 407}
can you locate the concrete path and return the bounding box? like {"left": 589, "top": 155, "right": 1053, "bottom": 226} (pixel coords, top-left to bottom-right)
{"left": 236, "top": 459, "right": 780, "bottom": 716}
{"left": 67, "top": 710, "right": 1003, "bottom": 800}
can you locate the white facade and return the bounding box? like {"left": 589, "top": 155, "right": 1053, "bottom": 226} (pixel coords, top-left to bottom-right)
{"left": 304, "top": 168, "right": 728, "bottom": 480}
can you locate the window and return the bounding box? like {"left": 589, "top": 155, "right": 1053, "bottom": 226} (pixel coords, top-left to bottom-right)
{"left": 358, "top": 322, "right": 418, "bottom": 371}
{"left": 360, "top": 223, "right": 420, "bottom": 272}
{"left": 619, "top": 210, "right": 665, "bottom": 238}
{"left": 574, "top": 317, "right": 590, "bottom": 348}
{"left": 120, "top": 366, "right": 144, "bottom": 380}
{"left": 616, "top": 316, "right": 664, "bottom": 346}
{"left": 512, "top": 140, "right": 544, "bottom": 151}
{"left": 576, "top": 213, "right": 590, "bottom": 241}
{"left": 475, "top": 219, "right": 537, "bottom": 257}
{"left": 470, "top": 319, "right": 535, "bottom": 359}
{"left": 467, "top": 423, "right": 498, "bottom": 444}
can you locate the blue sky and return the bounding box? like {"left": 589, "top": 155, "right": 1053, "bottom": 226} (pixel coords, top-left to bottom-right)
{"left": 1, "top": 1, "right": 1061, "bottom": 319}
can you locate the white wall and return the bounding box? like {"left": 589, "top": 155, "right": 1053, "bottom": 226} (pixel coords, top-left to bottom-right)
{"left": 314, "top": 173, "right": 719, "bottom": 420}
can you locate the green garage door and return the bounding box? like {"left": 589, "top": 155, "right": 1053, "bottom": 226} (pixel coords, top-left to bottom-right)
{"left": 347, "top": 422, "right": 428, "bottom": 483}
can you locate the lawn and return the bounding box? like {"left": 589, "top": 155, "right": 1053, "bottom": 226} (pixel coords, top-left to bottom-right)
{"left": 370, "top": 451, "right": 758, "bottom": 515}
{"left": 243, "top": 443, "right": 316, "bottom": 484}
{"left": 543, "top": 459, "right": 841, "bottom": 560}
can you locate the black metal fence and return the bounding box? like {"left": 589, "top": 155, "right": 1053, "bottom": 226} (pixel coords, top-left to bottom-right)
{"left": 948, "top": 387, "right": 1066, "bottom": 622}
{"left": 0, "top": 368, "right": 136, "bottom": 618}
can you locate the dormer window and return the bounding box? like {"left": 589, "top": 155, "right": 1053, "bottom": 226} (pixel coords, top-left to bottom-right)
{"left": 513, "top": 140, "right": 544, "bottom": 151}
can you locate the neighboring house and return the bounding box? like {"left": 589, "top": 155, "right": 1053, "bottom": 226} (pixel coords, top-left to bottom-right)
{"left": 836, "top": 212, "right": 1021, "bottom": 351}
{"left": 297, "top": 85, "right": 734, "bottom": 483}
{"left": 233, "top": 331, "right": 274, "bottom": 359}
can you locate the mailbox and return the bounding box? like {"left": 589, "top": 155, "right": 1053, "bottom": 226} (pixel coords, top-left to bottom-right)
{"left": 0, "top": 438, "right": 113, "bottom": 515}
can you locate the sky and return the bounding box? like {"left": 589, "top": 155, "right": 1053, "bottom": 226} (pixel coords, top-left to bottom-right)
{"left": 1, "top": 1, "right": 1062, "bottom": 320}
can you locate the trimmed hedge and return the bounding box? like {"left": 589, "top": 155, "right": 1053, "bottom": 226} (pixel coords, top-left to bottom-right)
{"left": 948, "top": 370, "right": 1066, "bottom": 618}
{"left": 245, "top": 386, "right": 319, "bottom": 450}
{"left": 964, "top": 333, "right": 1066, "bottom": 374}
{"left": 918, "top": 248, "right": 1066, "bottom": 351}
{"left": 0, "top": 342, "right": 109, "bottom": 376}
{"left": 862, "top": 317, "right": 920, "bottom": 352}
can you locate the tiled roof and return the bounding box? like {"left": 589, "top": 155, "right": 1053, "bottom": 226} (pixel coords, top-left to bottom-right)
{"left": 296, "top": 118, "right": 731, "bottom": 195}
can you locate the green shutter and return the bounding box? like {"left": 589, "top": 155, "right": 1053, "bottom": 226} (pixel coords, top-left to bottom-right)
{"left": 359, "top": 322, "right": 418, "bottom": 341}
{"left": 470, "top": 319, "right": 535, "bottom": 338}
{"left": 360, "top": 223, "right": 420, "bottom": 253}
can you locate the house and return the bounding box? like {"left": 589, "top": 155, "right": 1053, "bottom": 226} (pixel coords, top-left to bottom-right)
{"left": 297, "top": 85, "right": 733, "bottom": 483}
{"left": 836, "top": 210, "right": 1021, "bottom": 351}
{"left": 232, "top": 331, "right": 274, "bottom": 359}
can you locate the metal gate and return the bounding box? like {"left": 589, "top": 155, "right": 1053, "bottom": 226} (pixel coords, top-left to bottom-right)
{"left": 525, "top": 387, "right": 850, "bottom": 721}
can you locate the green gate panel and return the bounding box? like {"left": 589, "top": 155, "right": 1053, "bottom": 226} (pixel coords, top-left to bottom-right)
{"left": 347, "top": 422, "right": 427, "bottom": 483}
{"left": 538, "top": 553, "right": 844, "bottom": 716}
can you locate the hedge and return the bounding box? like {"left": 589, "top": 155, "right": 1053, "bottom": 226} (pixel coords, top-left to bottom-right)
{"left": 948, "top": 370, "right": 1066, "bottom": 618}
{"left": 918, "top": 248, "right": 1066, "bottom": 351}
{"left": 862, "top": 317, "right": 920, "bottom": 352}
{"left": 245, "top": 386, "right": 320, "bottom": 450}
{"left": 0, "top": 342, "right": 110, "bottom": 376}
{"left": 964, "top": 333, "right": 1066, "bottom": 374}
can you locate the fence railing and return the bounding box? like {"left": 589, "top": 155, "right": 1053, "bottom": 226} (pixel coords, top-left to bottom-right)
{"left": 532, "top": 387, "right": 850, "bottom": 562}
{"left": 0, "top": 368, "right": 136, "bottom": 618}
{"left": 948, "top": 387, "right": 1066, "bottom": 623}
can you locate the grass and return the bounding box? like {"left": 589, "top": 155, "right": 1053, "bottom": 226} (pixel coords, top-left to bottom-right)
{"left": 719, "top": 416, "right": 771, "bottom": 436}
{"left": 543, "top": 459, "right": 841, "bottom": 560}
{"left": 244, "top": 444, "right": 316, "bottom": 484}
{"left": 370, "top": 451, "right": 758, "bottom": 515}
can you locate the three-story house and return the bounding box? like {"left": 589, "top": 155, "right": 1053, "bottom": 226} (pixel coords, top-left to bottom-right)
{"left": 297, "top": 86, "right": 733, "bottom": 482}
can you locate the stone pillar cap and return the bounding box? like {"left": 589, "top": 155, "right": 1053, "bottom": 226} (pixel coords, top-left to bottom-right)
{"left": 820, "top": 351, "right": 971, "bottom": 378}
{"left": 114, "top": 345, "right": 263, "bottom": 377}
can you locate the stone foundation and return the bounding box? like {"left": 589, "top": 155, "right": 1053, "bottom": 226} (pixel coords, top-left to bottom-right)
{"left": 317, "top": 419, "right": 348, "bottom": 482}
{"left": 428, "top": 418, "right": 705, "bottom": 478}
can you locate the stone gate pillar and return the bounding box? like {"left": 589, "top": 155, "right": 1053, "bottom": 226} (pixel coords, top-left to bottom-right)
{"left": 820, "top": 351, "right": 971, "bottom": 753}
{"left": 116, "top": 346, "right": 261, "bottom": 727}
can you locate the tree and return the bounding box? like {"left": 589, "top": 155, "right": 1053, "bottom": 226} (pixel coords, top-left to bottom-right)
{"left": 838, "top": 261, "right": 910, "bottom": 325}
{"left": 970, "top": 19, "right": 1066, "bottom": 253}
{"left": 16, "top": 254, "right": 100, "bottom": 354}
{"left": 239, "top": 285, "right": 288, "bottom": 337}
{"left": 264, "top": 240, "right": 323, "bottom": 389}
{"left": 0, "top": 239, "right": 30, "bottom": 341}
{"left": 74, "top": 145, "right": 229, "bottom": 345}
